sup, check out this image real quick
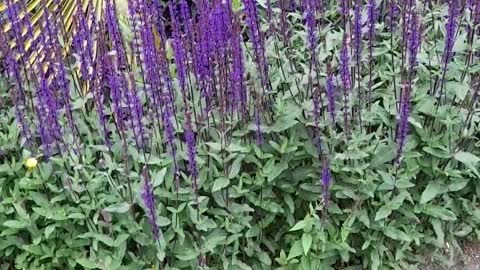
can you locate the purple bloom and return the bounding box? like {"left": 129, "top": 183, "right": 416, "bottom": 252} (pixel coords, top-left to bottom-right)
{"left": 353, "top": 0, "right": 362, "bottom": 64}
{"left": 73, "top": 0, "right": 94, "bottom": 81}
{"left": 35, "top": 75, "right": 63, "bottom": 158}
{"left": 340, "top": 36, "right": 352, "bottom": 92}
{"left": 141, "top": 166, "right": 161, "bottom": 241}
{"left": 243, "top": 0, "right": 270, "bottom": 92}
{"left": 339, "top": 0, "right": 349, "bottom": 18}
{"left": 407, "top": 11, "right": 421, "bottom": 75}
{"left": 340, "top": 35, "right": 351, "bottom": 135}
{"left": 326, "top": 62, "right": 336, "bottom": 122}
{"left": 367, "top": 0, "right": 376, "bottom": 47}
{"left": 443, "top": 0, "right": 460, "bottom": 69}
{"left": 104, "top": 52, "right": 126, "bottom": 132}
{"left": 305, "top": 0, "right": 317, "bottom": 55}
{"left": 125, "top": 73, "right": 148, "bottom": 150}
{"left": 169, "top": 0, "right": 188, "bottom": 98}
{"left": 4, "top": 51, "right": 32, "bottom": 148}
{"left": 41, "top": 0, "right": 78, "bottom": 145}
{"left": 388, "top": 0, "right": 400, "bottom": 32}
{"left": 395, "top": 85, "right": 411, "bottom": 165}
{"left": 105, "top": 0, "right": 128, "bottom": 68}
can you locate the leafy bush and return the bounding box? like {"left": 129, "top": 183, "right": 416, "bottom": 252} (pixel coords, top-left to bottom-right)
{"left": 0, "top": 0, "right": 479, "bottom": 269}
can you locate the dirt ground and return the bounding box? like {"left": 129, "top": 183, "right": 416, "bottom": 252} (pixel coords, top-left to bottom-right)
{"left": 419, "top": 241, "right": 480, "bottom": 270}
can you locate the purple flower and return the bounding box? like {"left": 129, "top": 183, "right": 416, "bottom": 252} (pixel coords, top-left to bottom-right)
{"left": 367, "top": 0, "right": 376, "bottom": 48}
{"left": 41, "top": 0, "right": 78, "bottom": 145}
{"left": 141, "top": 166, "right": 161, "bottom": 241}
{"left": 339, "top": 0, "right": 349, "bottom": 18}
{"left": 388, "top": 0, "right": 400, "bottom": 32}
{"left": 125, "top": 73, "right": 148, "bottom": 150}
{"left": 407, "top": 11, "right": 421, "bottom": 75}
{"left": 105, "top": 0, "right": 127, "bottom": 68}
{"left": 443, "top": 0, "right": 460, "bottom": 69}
{"left": 326, "top": 62, "right": 336, "bottom": 122}
{"left": 35, "top": 75, "right": 63, "bottom": 158}
{"left": 353, "top": 0, "right": 362, "bottom": 64}
{"left": 395, "top": 85, "right": 411, "bottom": 165}
{"left": 104, "top": 52, "right": 126, "bottom": 132}
{"left": 340, "top": 35, "right": 351, "bottom": 135}
{"left": 73, "top": 0, "right": 94, "bottom": 81}
{"left": 243, "top": 0, "right": 270, "bottom": 92}
{"left": 169, "top": 0, "right": 188, "bottom": 98}
{"left": 340, "top": 36, "right": 352, "bottom": 92}
{"left": 4, "top": 51, "right": 32, "bottom": 148}
{"left": 305, "top": 0, "right": 317, "bottom": 55}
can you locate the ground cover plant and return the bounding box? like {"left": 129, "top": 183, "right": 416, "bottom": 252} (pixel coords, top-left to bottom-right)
{"left": 0, "top": 0, "right": 479, "bottom": 269}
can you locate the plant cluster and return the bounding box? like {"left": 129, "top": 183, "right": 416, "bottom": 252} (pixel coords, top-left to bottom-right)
{"left": 0, "top": 0, "right": 479, "bottom": 269}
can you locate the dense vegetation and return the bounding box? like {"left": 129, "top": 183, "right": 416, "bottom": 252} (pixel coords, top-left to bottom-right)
{"left": 0, "top": 0, "right": 479, "bottom": 269}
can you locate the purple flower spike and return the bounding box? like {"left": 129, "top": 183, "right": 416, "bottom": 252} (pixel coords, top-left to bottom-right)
{"left": 407, "top": 11, "right": 421, "bottom": 75}
{"left": 326, "top": 62, "right": 336, "bottom": 123}
{"left": 141, "top": 166, "right": 161, "bottom": 241}
{"left": 243, "top": 0, "right": 270, "bottom": 92}
{"left": 443, "top": 0, "right": 460, "bottom": 69}
{"left": 340, "top": 35, "right": 351, "bottom": 136}
{"left": 353, "top": 0, "right": 362, "bottom": 65}
{"left": 388, "top": 0, "right": 400, "bottom": 32}
{"left": 395, "top": 85, "right": 411, "bottom": 165}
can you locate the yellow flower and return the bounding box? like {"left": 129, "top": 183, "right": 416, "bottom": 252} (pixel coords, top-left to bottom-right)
{"left": 25, "top": 158, "right": 38, "bottom": 169}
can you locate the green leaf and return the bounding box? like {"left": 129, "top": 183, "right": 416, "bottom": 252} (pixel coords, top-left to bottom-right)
{"left": 420, "top": 182, "right": 443, "bottom": 204}
{"left": 371, "top": 249, "right": 380, "bottom": 270}
{"left": 212, "top": 177, "right": 230, "bottom": 192}
{"left": 228, "top": 156, "right": 243, "bottom": 179}
{"left": 302, "top": 233, "right": 312, "bottom": 255}
{"left": 290, "top": 220, "right": 307, "bottom": 231}
{"left": 287, "top": 240, "right": 303, "bottom": 260}
{"left": 383, "top": 226, "right": 411, "bottom": 242}
{"left": 44, "top": 224, "right": 55, "bottom": 238}
{"left": 175, "top": 247, "right": 198, "bottom": 261}
{"left": 3, "top": 220, "right": 28, "bottom": 229}
{"left": 78, "top": 233, "right": 115, "bottom": 247}
{"left": 104, "top": 202, "right": 131, "bottom": 213}
{"left": 375, "top": 205, "right": 392, "bottom": 221}
{"left": 423, "top": 205, "right": 457, "bottom": 221}
{"left": 369, "top": 143, "right": 396, "bottom": 168}
{"left": 76, "top": 258, "right": 98, "bottom": 269}
{"left": 447, "top": 178, "right": 469, "bottom": 192}
{"left": 454, "top": 151, "right": 480, "bottom": 177}
{"left": 153, "top": 168, "right": 168, "bottom": 187}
